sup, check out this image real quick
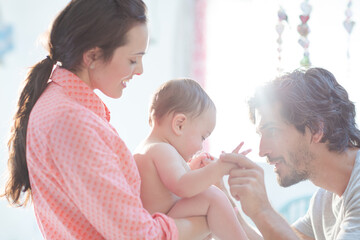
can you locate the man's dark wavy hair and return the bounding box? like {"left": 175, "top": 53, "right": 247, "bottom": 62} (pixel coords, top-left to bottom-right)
{"left": 248, "top": 67, "right": 360, "bottom": 153}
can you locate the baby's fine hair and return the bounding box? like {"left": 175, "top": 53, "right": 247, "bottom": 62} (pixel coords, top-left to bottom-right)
{"left": 149, "top": 79, "right": 215, "bottom": 126}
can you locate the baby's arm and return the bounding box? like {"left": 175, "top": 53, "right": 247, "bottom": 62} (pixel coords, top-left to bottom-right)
{"left": 152, "top": 143, "right": 236, "bottom": 198}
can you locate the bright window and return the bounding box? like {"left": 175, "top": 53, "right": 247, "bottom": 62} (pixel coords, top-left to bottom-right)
{"left": 206, "top": 0, "right": 360, "bottom": 161}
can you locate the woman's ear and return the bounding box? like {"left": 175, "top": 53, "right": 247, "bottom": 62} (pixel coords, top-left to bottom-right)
{"left": 172, "top": 113, "right": 187, "bottom": 136}
{"left": 83, "top": 47, "right": 101, "bottom": 69}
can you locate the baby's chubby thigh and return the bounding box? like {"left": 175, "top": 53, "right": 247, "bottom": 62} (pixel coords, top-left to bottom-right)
{"left": 167, "top": 186, "right": 229, "bottom": 218}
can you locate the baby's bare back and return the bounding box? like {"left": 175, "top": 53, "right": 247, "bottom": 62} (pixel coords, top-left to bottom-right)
{"left": 134, "top": 145, "right": 181, "bottom": 215}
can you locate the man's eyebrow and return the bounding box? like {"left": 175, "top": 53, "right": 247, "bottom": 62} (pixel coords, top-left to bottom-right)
{"left": 256, "top": 122, "right": 275, "bottom": 134}
{"left": 132, "top": 51, "right": 146, "bottom": 56}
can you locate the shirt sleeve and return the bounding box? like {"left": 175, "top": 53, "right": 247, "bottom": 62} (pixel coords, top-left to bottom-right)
{"left": 337, "top": 184, "right": 360, "bottom": 239}
{"left": 47, "top": 109, "right": 178, "bottom": 240}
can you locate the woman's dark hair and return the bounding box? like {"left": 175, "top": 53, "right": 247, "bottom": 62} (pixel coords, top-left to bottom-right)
{"left": 2, "top": 0, "right": 147, "bottom": 206}
{"left": 248, "top": 67, "right": 360, "bottom": 153}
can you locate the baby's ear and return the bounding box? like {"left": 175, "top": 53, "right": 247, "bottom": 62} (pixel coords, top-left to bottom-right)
{"left": 172, "top": 113, "right": 186, "bottom": 136}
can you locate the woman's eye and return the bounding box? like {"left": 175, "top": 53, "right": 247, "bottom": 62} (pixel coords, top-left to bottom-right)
{"left": 201, "top": 136, "right": 205, "bottom": 141}
{"left": 130, "top": 60, "right": 137, "bottom": 64}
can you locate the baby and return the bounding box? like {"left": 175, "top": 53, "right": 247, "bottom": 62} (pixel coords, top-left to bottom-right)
{"left": 134, "top": 79, "right": 248, "bottom": 240}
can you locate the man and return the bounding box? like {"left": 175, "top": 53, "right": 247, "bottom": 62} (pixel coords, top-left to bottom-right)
{"left": 222, "top": 68, "right": 360, "bottom": 239}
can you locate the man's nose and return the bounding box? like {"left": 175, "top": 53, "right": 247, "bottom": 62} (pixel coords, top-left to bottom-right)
{"left": 259, "top": 137, "right": 272, "bottom": 157}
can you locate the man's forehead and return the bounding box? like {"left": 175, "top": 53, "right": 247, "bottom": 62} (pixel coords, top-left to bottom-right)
{"left": 255, "top": 103, "right": 283, "bottom": 129}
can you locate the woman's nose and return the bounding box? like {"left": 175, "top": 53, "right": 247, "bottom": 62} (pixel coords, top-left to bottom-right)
{"left": 134, "top": 60, "right": 143, "bottom": 76}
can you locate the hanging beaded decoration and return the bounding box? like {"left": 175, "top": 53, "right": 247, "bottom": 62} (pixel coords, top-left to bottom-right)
{"left": 297, "top": 0, "right": 312, "bottom": 67}
{"left": 276, "top": 6, "right": 288, "bottom": 74}
{"left": 344, "top": 0, "right": 355, "bottom": 59}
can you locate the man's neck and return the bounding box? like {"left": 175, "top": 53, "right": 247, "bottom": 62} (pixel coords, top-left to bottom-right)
{"left": 310, "top": 148, "right": 359, "bottom": 196}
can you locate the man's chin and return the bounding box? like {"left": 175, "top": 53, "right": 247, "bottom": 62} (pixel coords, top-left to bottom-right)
{"left": 277, "top": 175, "right": 302, "bottom": 188}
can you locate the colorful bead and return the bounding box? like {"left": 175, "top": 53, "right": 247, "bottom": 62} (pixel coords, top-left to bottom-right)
{"left": 298, "top": 0, "right": 312, "bottom": 68}
{"left": 276, "top": 6, "right": 288, "bottom": 74}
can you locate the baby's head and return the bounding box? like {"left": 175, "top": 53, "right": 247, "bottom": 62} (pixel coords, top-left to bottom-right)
{"left": 149, "top": 78, "right": 215, "bottom": 126}
{"left": 149, "top": 79, "right": 216, "bottom": 160}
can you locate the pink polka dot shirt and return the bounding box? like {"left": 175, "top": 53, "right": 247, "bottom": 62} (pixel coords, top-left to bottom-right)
{"left": 26, "top": 67, "right": 178, "bottom": 240}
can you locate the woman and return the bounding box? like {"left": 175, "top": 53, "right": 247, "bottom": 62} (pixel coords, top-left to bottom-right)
{"left": 2, "top": 0, "right": 208, "bottom": 239}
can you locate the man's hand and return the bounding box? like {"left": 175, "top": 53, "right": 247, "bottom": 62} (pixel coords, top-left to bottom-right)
{"left": 221, "top": 153, "right": 300, "bottom": 240}
{"left": 220, "top": 152, "right": 271, "bottom": 220}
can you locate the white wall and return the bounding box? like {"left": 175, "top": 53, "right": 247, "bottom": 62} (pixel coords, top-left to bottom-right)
{"left": 0, "top": 1, "right": 70, "bottom": 239}
{"left": 206, "top": 0, "right": 360, "bottom": 159}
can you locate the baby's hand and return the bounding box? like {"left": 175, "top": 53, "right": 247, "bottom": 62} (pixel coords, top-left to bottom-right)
{"left": 232, "top": 141, "right": 252, "bottom": 155}
{"left": 216, "top": 157, "right": 238, "bottom": 175}
{"left": 188, "top": 152, "right": 215, "bottom": 170}
{"left": 217, "top": 142, "right": 252, "bottom": 175}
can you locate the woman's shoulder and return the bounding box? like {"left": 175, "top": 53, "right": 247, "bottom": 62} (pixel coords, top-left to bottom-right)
{"left": 32, "top": 83, "right": 84, "bottom": 116}
{"left": 28, "top": 86, "right": 113, "bottom": 149}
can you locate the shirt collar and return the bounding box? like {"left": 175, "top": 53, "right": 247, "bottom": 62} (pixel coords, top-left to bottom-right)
{"left": 50, "top": 66, "right": 111, "bottom": 122}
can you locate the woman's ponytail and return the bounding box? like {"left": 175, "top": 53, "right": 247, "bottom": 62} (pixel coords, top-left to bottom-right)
{"left": 2, "top": 57, "right": 54, "bottom": 206}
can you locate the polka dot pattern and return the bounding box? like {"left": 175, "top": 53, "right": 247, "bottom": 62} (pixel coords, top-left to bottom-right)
{"left": 26, "top": 67, "right": 178, "bottom": 240}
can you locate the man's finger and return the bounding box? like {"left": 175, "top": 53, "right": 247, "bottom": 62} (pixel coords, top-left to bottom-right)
{"left": 220, "top": 153, "right": 259, "bottom": 169}
{"left": 228, "top": 168, "right": 260, "bottom": 180}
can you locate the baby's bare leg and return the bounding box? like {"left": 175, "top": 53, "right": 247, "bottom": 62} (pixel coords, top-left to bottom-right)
{"left": 168, "top": 186, "right": 248, "bottom": 240}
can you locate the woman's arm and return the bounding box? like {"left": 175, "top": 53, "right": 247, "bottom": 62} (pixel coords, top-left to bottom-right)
{"left": 48, "top": 112, "right": 179, "bottom": 239}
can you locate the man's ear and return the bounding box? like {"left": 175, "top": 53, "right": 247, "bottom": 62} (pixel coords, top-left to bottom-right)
{"left": 83, "top": 47, "right": 101, "bottom": 69}
{"left": 311, "top": 122, "right": 324, "bottom": 143}
{"left": 172, "top": 113, "right": 187, "bottom": 136}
